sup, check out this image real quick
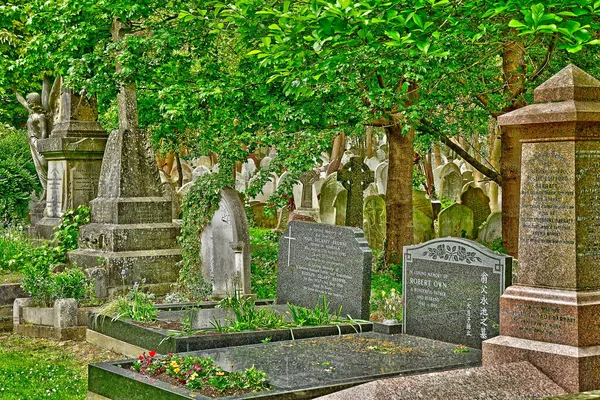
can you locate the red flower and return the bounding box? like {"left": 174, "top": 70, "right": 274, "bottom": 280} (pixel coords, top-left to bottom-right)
{"left": 149, "top": 350, "right": 157, "bottom": 358}
{"left": 138, "top": 355, "right": 144, "bottom": 360}
{"left": 194, "top": 365, "right": 203, "bottom": 371}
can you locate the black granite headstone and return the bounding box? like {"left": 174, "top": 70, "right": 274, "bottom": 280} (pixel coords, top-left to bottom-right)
{"left": 403, "top": 238, "right": 512, "bottom": 348}
{"left": 277, "top": 221, "right": 372, "bottom": 319}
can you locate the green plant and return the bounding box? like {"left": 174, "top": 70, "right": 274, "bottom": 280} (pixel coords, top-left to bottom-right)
{"left": 213, "top": 296, "right": 285, "bottom": 332}
{"left": 52, "top": 206, "right": 90, "bottom": 260}
{"left": 487, "top": 238, "right": 508, "bottom": 255}
{"left": 21, "top": 259, "right": 55, "bottom": 306}
{"left": 0, "top": 127, "right": 40, "bottom": 226}
{"left": 178, "top": 173, "right": 223, "bottom": 301}
{"left": 372, "top": 288, "right": 402, "bottom": 321}
{"left": 133, "top": 351, "right": 268, "bottom": 394}
{"left": 250, "top": 228, "right": 278, "bottom": 299}
{"left": 440, "top": 198, "right": 454, "bottom": 211}
{"left": 54, "top": 268, "right": 91, "bottom": 301}
{"left": 287, "top": 295, "right": 342, "bottom": 327}
{"left": 99, "top": 283, "right": 158, "bottom": 322}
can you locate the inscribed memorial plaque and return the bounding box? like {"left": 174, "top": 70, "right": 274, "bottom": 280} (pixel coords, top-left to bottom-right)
{"left": 277, "top": 221, "right": 372, "bottom": 319}
{"left": 403, "top": 238, "right": 512, "bottom": 348}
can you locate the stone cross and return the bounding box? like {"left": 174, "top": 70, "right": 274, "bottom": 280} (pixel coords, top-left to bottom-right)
{"left": 298, "top": 170, "right": 319, "bottom": 209}
{"left": 337, "top": 156, "right": 374, "bottom": 228}
{"left": 283, "top": 224, "right": 296, "bottom": 267}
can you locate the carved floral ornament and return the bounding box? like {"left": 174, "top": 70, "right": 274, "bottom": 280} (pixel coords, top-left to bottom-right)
{"left": 422, "top": 244, "right": 483, "bottom": 264}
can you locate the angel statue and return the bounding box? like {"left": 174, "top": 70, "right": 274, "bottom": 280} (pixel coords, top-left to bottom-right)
{"left": 14, "top": 76, "right": 60, "bottom": 200}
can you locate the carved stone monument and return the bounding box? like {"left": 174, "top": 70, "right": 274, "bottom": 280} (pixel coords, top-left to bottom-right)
{"left": 68, "top": 19, "right": 181, "bottom": 294}
{"left": 33, "top": 86, "right": 108, "bottom": 239}
{"left": 483, "top": 65, "right": 600, "bottom": 392}
{"left": 338, "top": 156, "right": 374, "bottom": 228}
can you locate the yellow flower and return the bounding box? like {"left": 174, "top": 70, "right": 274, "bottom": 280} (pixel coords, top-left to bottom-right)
{"left": 174, "top": 368, "right": 180, "bottom": 373}
{"left": 216, "top": 371, "right": 225, "bottom": 376}
{"left": 170, "top": 361, "right": 179, "bottom": 368}
{"left": 189, "top": 373, "right": 198, "bottom": 381}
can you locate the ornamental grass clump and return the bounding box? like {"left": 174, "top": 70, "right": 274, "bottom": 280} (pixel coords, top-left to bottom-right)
{"left": 132, "top": 351, "right": 269, "bottom": 396}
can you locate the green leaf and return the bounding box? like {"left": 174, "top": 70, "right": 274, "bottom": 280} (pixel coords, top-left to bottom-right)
{"left": 247, "top": 50, "right": 262, "bottom": 55}
{"left": 268, "top": 24, "right": 282, "bottom": 31}
{"left": 385, "top": 31, "right": 400, "bottom": 41}
{"left": 508, "top": 19, "right": 527, "bottom": 28}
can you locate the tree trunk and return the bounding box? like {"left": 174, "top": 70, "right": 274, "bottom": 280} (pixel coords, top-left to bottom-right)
{"left": 424, "top": 153, "right": 435, "bottom": 198}
{"left": 432, "top": 144, "right": 442, "bottom": 169}
{"left": 385, "top": 123, "right": 414, "bottom": 265}
{"left": 500, "top": 33, "right": 526, "bottom": 258}
{"left": 489, "top": 123, "right": 502, "bottom": 213}
{"left": 473, "top": 132, "right": 482, "bottom": 186}
{"left": 327, "top": 132, "right": 346, "bottom": 175}
{"left": 366, "top": 126, "right": 374, "bottom": 158}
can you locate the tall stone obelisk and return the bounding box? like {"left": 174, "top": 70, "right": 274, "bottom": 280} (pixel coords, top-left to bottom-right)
{"left": 68, "top": 19, "right": 181, "bottom": 294}
{"left": 483, "top": 65, "right": 600, "bottom": 392}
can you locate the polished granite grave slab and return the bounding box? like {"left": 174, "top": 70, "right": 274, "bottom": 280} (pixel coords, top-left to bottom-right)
{"left": 89, "top": 332, "right": 481, "bottom": 399}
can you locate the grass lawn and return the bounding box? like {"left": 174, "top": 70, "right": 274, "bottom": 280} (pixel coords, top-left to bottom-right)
{"left": 0, "top": 334, "right": 121, "bottom": 399}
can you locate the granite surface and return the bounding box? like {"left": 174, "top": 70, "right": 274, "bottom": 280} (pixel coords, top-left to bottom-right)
{"left": 403, "top": 238, "right": 512, "bottom": 348}
{"left": 316, "top": 361, "right": 565, "bottom": 400}
{"left": 277, "top": 221, "right": 372, "bottom": 320}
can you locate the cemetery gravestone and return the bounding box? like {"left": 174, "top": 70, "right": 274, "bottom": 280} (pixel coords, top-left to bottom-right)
{"left": 403, "top": 237, "right": 512, "bottom": 348}
{"left": 68, "top": 19, "right": 181, "bottom": 294}
{"left": 333, "top": 190, "right": 348, "bottom": 226}
{"left": 483, "top": 65, "right": 600, "bottom": 392}
{"left": 439, "top": 163, "right": 462, "bottom": 203}
{"left": 363, "top": 195, "right": 386, "bottom": 250}
{"left": 478, "top": 212, "right": 502, "bottom": 244}
{"left": 432, "top": 165, "right": 444, "bottom": 195}
{"left": 461, "top": 185, "right": 491, "bottom": 238}
{"left": 277, "top": 221, "right": 372, "bottom": 319}
{"left": 319, "top": 173, "right": 346, "bottom": 225}
{"left": 338, "top": 156, "right": 374, "bottom": 228}
{"left": 375, "top": 162, "right": 388, "bottom": 195}
{"left": 413, "top": 209, "right": 434, "bottom": 244}
{"left": 413, "top": 189, "right": 433, "bottom": 220}
{"left": 295, "top": 170, "right": 320, "bottom": 221}
{"left": 438, "top": 204, "right": 474, "bottom": 238}
{"left": 201, "top": 188, "right": 251, "bottom": 298}
{"left": 32, "top": 87, "right": 108, "bottom": 239}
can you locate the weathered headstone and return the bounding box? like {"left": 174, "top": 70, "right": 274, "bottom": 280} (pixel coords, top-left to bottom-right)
{"left": 413, "top": 189, "right": 433, "bottom": 220}
{"left": 201, "top": 188, "right": 251, "bottom": 298}
{"left": 483, "top": 65, "right": 600, "bottom": 392}
{"left": 319, "top": 173, "right": 346, "bottom": 225}
{"left": 375, "top": 162, "right": 388, "bottom": 195}
{"left": 363, "top": 195, "right": 386, "bottom": 249}
{"left": 250, "top": 202, "right": 278, "bottom": 229}
{"left": 334, "top": 190, "right": 348, "bottom": 226}
{"left": 432, "top": 165, "right": 444, "bottom": 195}
{"left": 462, "top": 170, "right": 474, "bottom": 187}
{"left": 403, "top": 238, "right": 512, "bottom": 348}
{"left": 295, "top": 170, "right": 320, "bottom": 221}
{"left": 277, "top": 221, "right": 372, "bottom": 319}
{"left": 338, "top": 157, "right": 374, "bottom": 228}
{"left": 31, "top": 84, "right": 108, "bottom": 239}
{"left": 68, "top": 19, "right": 181, "bottom": 294}
{"left": 413, "top": 209, "right": 434, "bottom": 244}
{"left": 439, "top": 163, "right": 462, "bottom": 203}
{"left": 438, "top": 204, "right": 474, "bottom": 238}
{"left": 478, "top": 212, "right": 502, "bottom": 244}
{"left": 461, "top": 185, "right": 491, "bottom": 237}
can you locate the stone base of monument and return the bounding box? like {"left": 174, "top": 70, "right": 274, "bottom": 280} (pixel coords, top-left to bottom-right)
{"left": 483, "top": 336, "right": 600, "bottom": 393}
{"left": 29, "top": 217, "right": 61, "bottom": 240}
{"left": 482, "top": 286, "right": 600, "bottom": 392}
{"left": 69, "top": 248, "right": 181, "bottom": 296}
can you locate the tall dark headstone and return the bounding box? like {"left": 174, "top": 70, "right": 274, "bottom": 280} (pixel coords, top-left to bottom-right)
{"left": 277, "top": 221, "right": 372, "bottom": 319}
{"left": 338, "top": 156, "right": 374, "bottom": 228}
{"left": 68, "top": 19, "right": 181, "bottom": 294}
{"left": 483, "top": 65, "right": 600, "bottom": 393}
{"left": 403, "top": 238, "right": 512, "bottom": 349}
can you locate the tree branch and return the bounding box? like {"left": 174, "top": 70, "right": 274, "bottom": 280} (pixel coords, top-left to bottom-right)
{"left": 420, "top": 119, "right": 502, "bottom": 185}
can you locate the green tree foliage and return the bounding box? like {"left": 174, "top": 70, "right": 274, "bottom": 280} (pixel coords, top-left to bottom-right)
{"left": 0, "top": 125, "right": 40, "bottom": 225}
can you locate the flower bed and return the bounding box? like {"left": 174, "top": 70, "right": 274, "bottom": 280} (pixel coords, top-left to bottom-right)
{"left": 132, "top": 351, "right": 269, "bottom": 398}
